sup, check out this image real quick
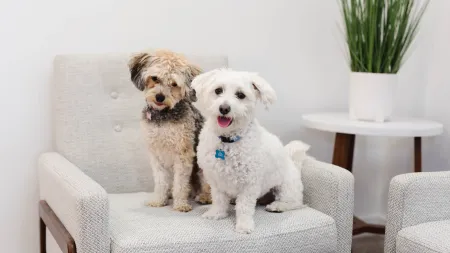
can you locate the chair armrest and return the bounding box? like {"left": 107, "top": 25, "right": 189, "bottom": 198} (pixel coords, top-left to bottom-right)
{"left": 286, "top": 140, "right": 353, "bottom": 253}
{"left": 298, "top": 157, "right": 354, "bottom": 253}
{"left": 38, "top": 152, "right": 110, "bottom": 253}
{"left": 384, "top": 171, "right": 450, "bottom": 253}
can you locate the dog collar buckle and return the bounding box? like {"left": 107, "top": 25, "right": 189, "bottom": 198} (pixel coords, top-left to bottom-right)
{"left": 218, "top": 135, "right": 241, "bottom": 143}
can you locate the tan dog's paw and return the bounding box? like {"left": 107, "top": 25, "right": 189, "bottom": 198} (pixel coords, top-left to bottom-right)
{"left": 146, "top": 195, "right": 168, "bottom": 207}
{"left": 195, "top": 193, "right": 212, "bottom": 205}
{"left": 146, "top": 200, "right": 167, "bottom": 207}
{"left": 173, "top": 202, "right": 193, "bottom": 212}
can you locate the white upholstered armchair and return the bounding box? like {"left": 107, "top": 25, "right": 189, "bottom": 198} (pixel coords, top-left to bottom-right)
{"left": 384, "top": 171, "right": 450, "bottom": 253}
{"left": 38, "top": 53, "right": 354, "bottom": 253}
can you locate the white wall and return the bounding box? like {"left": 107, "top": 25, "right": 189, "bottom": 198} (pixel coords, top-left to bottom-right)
{"left": 423, "top": 1, "right": 450, "bottom": 172}
{"left": 0, "top": 0, "right": 443, "bottom": 252}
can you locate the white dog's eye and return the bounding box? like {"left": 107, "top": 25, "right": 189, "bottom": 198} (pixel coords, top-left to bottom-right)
{"left": 236, "top": 92, "right": 246, "bottom": 99}
{"left": 215, "top": 87, "right": 223, "bottom": 95}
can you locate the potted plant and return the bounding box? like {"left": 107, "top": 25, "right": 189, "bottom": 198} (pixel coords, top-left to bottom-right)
{"left": 340, "top": 0, "right": 430, "bottom": 122}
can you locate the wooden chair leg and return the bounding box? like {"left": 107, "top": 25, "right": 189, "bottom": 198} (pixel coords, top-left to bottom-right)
{"left": 39, "top": 200, "right": 76, "bottom": 253}
{"left": 40, "top": 217, "right": 46, "bottom": 253}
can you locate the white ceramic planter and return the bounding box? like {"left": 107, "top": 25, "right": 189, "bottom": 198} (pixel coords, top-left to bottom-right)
{"left": 349, "top": 72, "right": 396, "bottom": 123}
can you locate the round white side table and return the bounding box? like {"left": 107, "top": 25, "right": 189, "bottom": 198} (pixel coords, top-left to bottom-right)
{"left": 301, "top": 112, "right": 443, "bottom": 236}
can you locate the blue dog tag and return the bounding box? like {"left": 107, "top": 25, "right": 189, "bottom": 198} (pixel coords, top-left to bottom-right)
{"left": 215, "top": 149, "right": 225, "bottom": 160}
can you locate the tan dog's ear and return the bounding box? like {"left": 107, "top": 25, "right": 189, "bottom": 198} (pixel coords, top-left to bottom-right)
{"left": 250, "top": 72, "right": 277, "bottom": 108}
{"left": 185, "top": 64, "right": 203, "bottom": 102}
{"left": 128, "top": 52, "right": 151, "bottom": 91}
{"left": 186, "top": 64, "right": 202, "bottom": 83}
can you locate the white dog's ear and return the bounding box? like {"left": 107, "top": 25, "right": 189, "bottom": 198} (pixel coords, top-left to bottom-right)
{"left": 250, "top": 73, "right": 277, "bottom": 107}
{"left": 191, "top": 69, "right": 221, "bottom": 98}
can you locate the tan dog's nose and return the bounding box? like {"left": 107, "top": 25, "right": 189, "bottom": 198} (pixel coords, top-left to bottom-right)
{"left": 155, "top": 93, "right": 165, "bottom": 103}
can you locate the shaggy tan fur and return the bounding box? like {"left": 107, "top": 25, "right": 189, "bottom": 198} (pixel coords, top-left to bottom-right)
{"left": 128, "top": 49, "right": 211, "bottom": 212}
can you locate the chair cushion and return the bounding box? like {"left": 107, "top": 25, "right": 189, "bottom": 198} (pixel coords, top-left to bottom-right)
{"left": 53, "top": 53, "right": 227, "bottom": 193}
{"left": 109, "top": 192, "right": 337, "bottom": 253}
{"left": 396, "top": 220, "right": 450, "bottom": 253}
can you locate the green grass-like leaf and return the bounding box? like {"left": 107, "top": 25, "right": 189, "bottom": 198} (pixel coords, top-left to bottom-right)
{"left": 340, "top": 0, "right": 429, "bottom": 74}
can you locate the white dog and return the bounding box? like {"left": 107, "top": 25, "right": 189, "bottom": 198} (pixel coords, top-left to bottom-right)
{"left": 191, "top": 68, "right": 309, "bottom": 234}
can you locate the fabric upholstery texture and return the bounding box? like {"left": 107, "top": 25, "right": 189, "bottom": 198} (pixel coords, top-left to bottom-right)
{"left": 39, "top": 52, "right": 355, "bottom": 253}
{"left": 384, "top": 171, "right": 450, "bottom": 253}
{"left": 300, "top": 157, "right": 354, "bottom": 253}
{"left": 396, "top": 220, "right": 450, "bottom": 253}
{"left": 38, "top": 152, "right": 110, "bottom": 253}
{"left": 109, "top": 192, "right": 337, "bottom": 253}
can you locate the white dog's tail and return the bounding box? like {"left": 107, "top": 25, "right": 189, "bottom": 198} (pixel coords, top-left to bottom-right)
{"left": 284, "top": 140, "right": 310, "bottom": 163}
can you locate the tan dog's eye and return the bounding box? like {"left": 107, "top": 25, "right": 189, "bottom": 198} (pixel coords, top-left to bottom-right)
{"left": 146, "top": 81, "right": 155, "bottom": 89}
{"left": 171, "top": 82, "right": 178, "bottom": 87}
{"left": 151, "top": 76, "right": 159, "bottom": 82}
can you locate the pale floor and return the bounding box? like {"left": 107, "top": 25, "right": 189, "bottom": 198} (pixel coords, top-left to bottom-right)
{"left": 352, "top": 234, "right": 385, "bottom": 253}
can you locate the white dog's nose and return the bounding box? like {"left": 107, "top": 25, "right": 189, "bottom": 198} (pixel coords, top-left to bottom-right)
{"left": 219, "top": 104, "right": 231, "bottom": 115}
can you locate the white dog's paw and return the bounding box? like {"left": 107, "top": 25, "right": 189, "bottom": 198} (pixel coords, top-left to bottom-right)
{"left": 265, "top": 201, "right": 304, "bottom": 212}
{"left": 146, "top": 195, "right": 168, "bottom": 207}
{"left": 202, "top": 208, "right": 229, "bottom": 220}
{"left": 235, "top": 219, "right": 255, "bottom": 234}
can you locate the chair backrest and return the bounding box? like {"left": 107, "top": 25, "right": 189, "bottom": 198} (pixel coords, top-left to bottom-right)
{"left": 52, "top": 52, "right": 228, "bottom": 193}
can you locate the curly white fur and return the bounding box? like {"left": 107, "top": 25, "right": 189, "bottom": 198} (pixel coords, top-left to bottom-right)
{"left": 192, "top": 69, "right": 309, "bottom": 233}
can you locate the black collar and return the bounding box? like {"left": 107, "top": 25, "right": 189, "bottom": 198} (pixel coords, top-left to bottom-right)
{"left": 219, "top": 135, "right": 241, "bottom": 143}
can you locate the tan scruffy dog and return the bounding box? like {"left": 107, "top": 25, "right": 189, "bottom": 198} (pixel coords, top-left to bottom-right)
{"left": 128, "top": 49, "right": 212, "bottom": 212}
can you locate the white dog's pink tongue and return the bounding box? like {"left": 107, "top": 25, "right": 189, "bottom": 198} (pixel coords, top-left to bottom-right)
{"left": 217, "top": 116, "right": 232, "bottom": 128}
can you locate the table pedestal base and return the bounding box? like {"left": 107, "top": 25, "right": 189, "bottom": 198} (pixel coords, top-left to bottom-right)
{"left": 332, "top": 133, "right": 422, "bottom": 236}
{"left": 352, "top": 217, "right": 385, "bottom": 236}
